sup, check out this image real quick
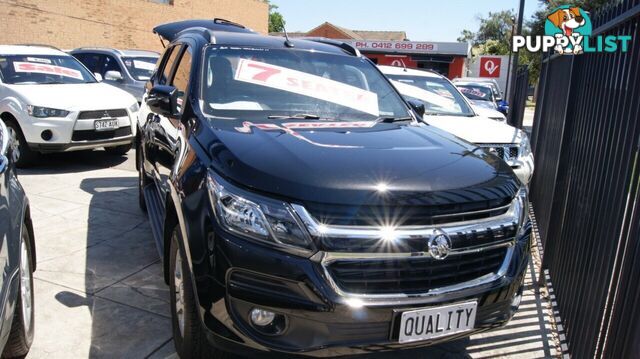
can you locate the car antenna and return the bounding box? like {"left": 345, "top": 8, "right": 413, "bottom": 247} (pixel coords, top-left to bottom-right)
{"left": 283, "top": 26, "right": 294, "bottom": 48}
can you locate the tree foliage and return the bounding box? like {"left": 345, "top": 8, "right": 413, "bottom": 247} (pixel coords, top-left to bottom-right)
{"left": 265, "top": 1, "right": 286, "bottom": 33}
{"left": 459, "top": 0, "right": 613, "bottom": 84}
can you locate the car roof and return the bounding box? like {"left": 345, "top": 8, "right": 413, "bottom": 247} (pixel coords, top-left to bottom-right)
{"left": 0, "top": 45, "right": 68, "bottom": 56}
{"left": 454, "top": 81, "right": 494, "bottom": 88}
{"left": 377, "top": 65, "right": 443, "bottom": 79}
{"left": 195, "top": 32, "right": 351, "bottom": 56}
{"left": 454, "top": 77, "right": 498, "bottom": 83}
{"left": 70, "top": 47, "right": 159, "bottom": 57}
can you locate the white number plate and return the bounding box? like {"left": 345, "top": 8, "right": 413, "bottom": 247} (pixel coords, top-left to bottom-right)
{"left": 94, "top": 119, "right": 119, "bottom": 131}
{"left": 398, "top": 301, "right": 477, "bottom": 343}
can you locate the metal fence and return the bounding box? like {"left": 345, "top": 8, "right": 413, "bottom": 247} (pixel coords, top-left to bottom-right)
{"left": 508, "top": 66, "right": 529, "bottom": 129}
{"left": 529, "top": 1, "right": 640, "bottom": 358}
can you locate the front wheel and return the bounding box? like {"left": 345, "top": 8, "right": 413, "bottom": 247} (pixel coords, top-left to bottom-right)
{"left": 4, "top": 121, "right": 37, "bottom": 168}
{"left": 104, "top": 144, "right": 132, "bottom": 156}
{"left": 2, "top": 224, "right": 35, "bottom": 358}
{"left": 169, "top": 226, "right": 228, "bottom": 359}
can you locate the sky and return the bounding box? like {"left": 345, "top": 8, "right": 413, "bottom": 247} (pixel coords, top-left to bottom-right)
{"left": 272, "top": 0, "right": 543, "bottom": 42}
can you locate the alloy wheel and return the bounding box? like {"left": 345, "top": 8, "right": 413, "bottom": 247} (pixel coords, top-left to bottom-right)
{"left": 7, "top": 126, "right": 20, "bottom": 163}
{"left": 174, "top": 250, "right": 185, "bottom": 337}
{"left": 19, "top": 233, "right": 32, "bottom": 333}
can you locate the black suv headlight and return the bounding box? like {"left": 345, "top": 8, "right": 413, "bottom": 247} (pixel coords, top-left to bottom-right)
{"left": 207, "top": 171, "right": 314, "bottom": 256}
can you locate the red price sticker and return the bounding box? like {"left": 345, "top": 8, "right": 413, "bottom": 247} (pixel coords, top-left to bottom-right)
{"left": 13, "top": 62, "right": 83, "bottom": 80}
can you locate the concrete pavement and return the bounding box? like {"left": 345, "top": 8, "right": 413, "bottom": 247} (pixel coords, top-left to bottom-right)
{"left": 20, "top": 150, "right": 559, "bottom": 358}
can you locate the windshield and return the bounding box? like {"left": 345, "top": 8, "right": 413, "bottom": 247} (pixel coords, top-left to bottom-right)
{"left": 201, "top": 46, "right": 409, "bottom": 120}
{"left": 387, "top": 74, "right": 474, "bottom": 116}
{"left": 456, "top": 85, "right": 494, "bottom": 102}
{"left": 0, "top": 55, "right": 96, "bottom": 84}
{"left": 122, "top": 56, "right": 158, "bottom": 81}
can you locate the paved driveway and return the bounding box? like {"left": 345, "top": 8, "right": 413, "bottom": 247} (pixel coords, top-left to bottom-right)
{"left": 19, "top": 150, "right": 558, "bottom": 358}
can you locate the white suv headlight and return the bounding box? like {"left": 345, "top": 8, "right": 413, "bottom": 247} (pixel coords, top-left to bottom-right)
{"left": 128, "top": 102, "right": 140, "bottom": 113}
{"left": 207, "top": 171, "right": 314, "bottom": 255}
{"left": 27, "top": 105, "right": 69, "bottom": 118}
{"left": 519, "top": 131, "right": 532, "bottom": 157}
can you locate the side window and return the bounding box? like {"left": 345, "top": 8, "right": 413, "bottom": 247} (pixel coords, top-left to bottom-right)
{"left": 170, "top": 47, "right": 192, "bottom": 113}
{"left": 101, "top": 55, "right": 122, "bottom": 76}
{"left": 74, "top": 53, "right": 102, "bottom": 73}
{"left": 159, "top": 45, "right": 182, "bottom": 85}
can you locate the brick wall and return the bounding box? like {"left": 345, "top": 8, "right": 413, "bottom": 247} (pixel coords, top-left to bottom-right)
{"left": 0, "top": 0, "right": 268, "bottom": 52}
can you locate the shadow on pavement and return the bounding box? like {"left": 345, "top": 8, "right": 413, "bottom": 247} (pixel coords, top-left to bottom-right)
{"left": 18, "top": 149, "right": 130, "bottom": 175}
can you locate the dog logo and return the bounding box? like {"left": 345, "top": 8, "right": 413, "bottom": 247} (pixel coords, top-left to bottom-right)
{"left": 545, "top": 6, "right": 592, "bottom": 54}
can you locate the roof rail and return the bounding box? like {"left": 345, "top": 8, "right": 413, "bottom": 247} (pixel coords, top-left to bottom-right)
{"left": 15, "top": 44, "right": 62, "bottom": 51}
{"left": 71, "top": 47, "right": 122, "bottom": 55}
{"left": 302, "top": 37, "right": 361, "bottom": 57}
{"left": 213, "top": 18, "right": 246, "bottom": 29}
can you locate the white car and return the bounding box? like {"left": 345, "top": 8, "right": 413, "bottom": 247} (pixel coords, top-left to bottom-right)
{"left": 378, "top": 65, "right": 534, "bottom": 185}
{"left": 0, "top": 45, "right": 139, "bottom": 167}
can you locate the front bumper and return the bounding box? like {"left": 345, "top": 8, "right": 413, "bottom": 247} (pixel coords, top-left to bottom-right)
{"left": 20, "top": 111, "right": 136, "bottom": 153}
{"left": 195, "top": 223, "right": 531, "bottom": 357}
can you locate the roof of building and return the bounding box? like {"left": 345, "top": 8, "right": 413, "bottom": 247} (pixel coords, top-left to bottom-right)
{"left": 0, "top": 45, "right": 67, "bottom": 56}
{"left": 270, "top": 22, "right": 407, "bottom": 41}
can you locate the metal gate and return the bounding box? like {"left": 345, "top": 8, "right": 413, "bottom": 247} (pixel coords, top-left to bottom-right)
{"left": 529, "top": 1, "right": 640, "bottom": 358}
{"left": 508, "top": 66, "right": 529, "bottom": 129}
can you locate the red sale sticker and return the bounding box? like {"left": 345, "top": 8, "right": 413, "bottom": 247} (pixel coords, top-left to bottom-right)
{"left": 13, "top": 62, "right": 83, "bottom": 80}
{"left": 234, "top": 59, "right": 379, "bottom": 116}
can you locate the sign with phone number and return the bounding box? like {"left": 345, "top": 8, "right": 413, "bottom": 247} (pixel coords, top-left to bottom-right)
{"left": 352, "top": 41, "right": 439, "bottom": 53}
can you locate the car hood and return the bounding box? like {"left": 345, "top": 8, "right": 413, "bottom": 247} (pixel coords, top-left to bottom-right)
{"left": 472, "top": 106, "right": 506, "bottom": 120}
{"left": 469, "top": 99, "right": 497, "bottom": 110}
{"left": 424, "top": 114, "right": 522, "bottom": 144}
{"left": 196, "top": 119, "right": 519, "bottom": 206}
{"left": 7, "top": 83, "right": 136, "bottom": 111}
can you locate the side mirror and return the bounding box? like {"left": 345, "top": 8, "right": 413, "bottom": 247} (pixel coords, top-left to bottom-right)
{"left": 94, "top": 73, "right": 103, "bottom": 82}
{"left": 146, "top": 85, "right": 177, "bottom": 117}
{"left": 407, "top": 100, "right": 425, "bottom": 117}
{"left": 104, "top": 70, "right": 123, "bottom": 82}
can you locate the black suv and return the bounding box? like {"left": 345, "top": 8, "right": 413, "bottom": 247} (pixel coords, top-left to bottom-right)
{"left": 138, "top": 19, "right": 531, "bottom": 358}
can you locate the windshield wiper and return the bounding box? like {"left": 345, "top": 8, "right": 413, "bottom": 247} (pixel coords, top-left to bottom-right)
{"left": 268, "top": 113, "right": 322, "bottom": 120}
{"left": 375, "top": 116, "right": 413, "bottom": 123}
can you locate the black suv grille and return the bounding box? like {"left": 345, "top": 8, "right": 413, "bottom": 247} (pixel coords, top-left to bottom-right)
{"left": 326, "top": 247, "right": 507, "bottom": 295}
{"left": 77, "top": 109, "right": 128, "bottom": 119}
{"left": 72, "top": 127, "right": 132, "bottom": 141}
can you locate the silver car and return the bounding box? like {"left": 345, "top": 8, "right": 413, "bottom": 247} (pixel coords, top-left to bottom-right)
{"left": 70, "top": 48, "right": 159, "bottom": 103}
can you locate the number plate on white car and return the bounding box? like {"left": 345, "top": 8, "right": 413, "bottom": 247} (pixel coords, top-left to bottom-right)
{"left": 94, "top": 119, "right": 119, "bottom": 131}
{"left": 397, "top": 301, "right": 477, "bottom": 343}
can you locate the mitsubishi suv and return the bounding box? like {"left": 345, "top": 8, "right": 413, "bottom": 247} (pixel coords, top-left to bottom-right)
{"left": 0, "top": 45, "right": 139, "bottom": 167}
{"left": 138, "top": 19, "right": 531, "bottom": 358}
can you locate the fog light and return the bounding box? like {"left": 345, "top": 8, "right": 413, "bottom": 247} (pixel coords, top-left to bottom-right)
{"left": 250, "top": 308, "right": 275, "bottom": 327}
{"left": 41, "top": 129, "right": 53, "bottom": 141}
{"left": 511, "top": 288, "right": 523, "bottom": 309}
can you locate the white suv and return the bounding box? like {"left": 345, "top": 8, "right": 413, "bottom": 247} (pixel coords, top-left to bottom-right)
{"left": 0, "top": 45, "right": 139, "bottom": 167}
{"left": 379, "top": 65, "right": 534, "bottom": 185}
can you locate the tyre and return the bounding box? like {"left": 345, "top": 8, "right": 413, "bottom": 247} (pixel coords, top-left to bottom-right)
{"left": 4, "top": 120, "right": 37, "bottom": 168}
{"left": 104, "top": 144, "right": 132, "bottom": 156}
{"left": 137, "top": 143, "right": 148, "bottom": 212}
{"left": 169, "top": 226, "right": 228, "bottom": 359}
{"left": 2, "top": 224, "right": 35, "bottom": 358}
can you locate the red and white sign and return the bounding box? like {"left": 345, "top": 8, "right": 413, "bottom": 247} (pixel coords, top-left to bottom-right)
{"left": 234, "top": 58, "right": 379, "bottom": 115}
{"left": 376, "top": 55, "right": 418, "bottom": 68}
{"left": 479, "top": 57, "right": 502, "bottom": 78}
{"left": 13, "top": 62, "right": 83, "bottom": 80}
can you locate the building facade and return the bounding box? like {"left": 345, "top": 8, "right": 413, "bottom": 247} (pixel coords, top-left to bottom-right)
{"left": 0, "top": 0, "right": 268, "bottom": 52}
{"left": 272, "top": 22, "right": 469, "bottom": 79}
